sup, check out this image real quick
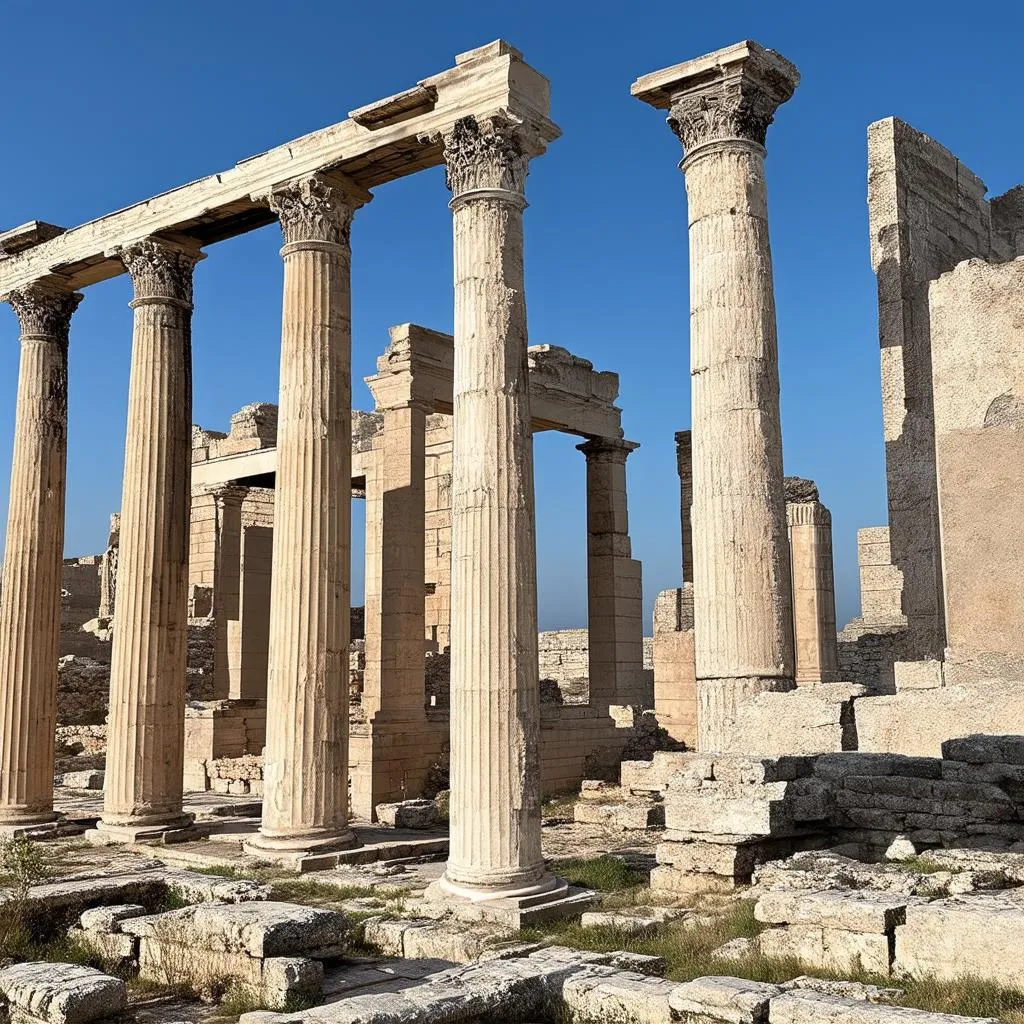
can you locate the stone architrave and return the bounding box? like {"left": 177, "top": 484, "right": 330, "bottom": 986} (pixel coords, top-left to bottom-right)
{"left": 427, "top": 114, "right": 564, "bottom": 909}
{"left": 0, "top": 283, "right": 81, "bottom": 825}
{"left": 245, "top": 174, "right": 371, "bottom": 858}
{"left": 633, "top": 42, "right": 799, "bottom": 751}
{"left": 576, "top": 436, "right": 646, "bottom": 706}
{"left": 99, "top": 238, "right": 204, "bottom": 840}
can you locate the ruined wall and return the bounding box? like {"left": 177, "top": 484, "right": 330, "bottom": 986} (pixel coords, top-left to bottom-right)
{"left": 868, "top": 117, "right": 1024, "bottom": 660}
{"left": 423, "top": 413, "right": 453, "bottom": 651}
{"left": 929, "top": 257, "right": 1024, "bottom": 684}
{"left": 837, "top": 527, "right": 912, "bottom": 693}
{"left": 652, "top": 586, "right": 697, "bottom": 746}
{"left": 538, "top": 628, "right": 590, "bottom": 703}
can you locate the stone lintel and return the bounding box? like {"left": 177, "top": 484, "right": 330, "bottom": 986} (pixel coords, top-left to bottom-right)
{"left": 0, "top": 45, "right": 558, "bottom": 294}
{"left": 631, "top": 39, "right": 799, "bottom": 110}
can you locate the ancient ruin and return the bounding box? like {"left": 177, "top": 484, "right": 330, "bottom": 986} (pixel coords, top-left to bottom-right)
{"left": 1, "top": 31, "right": 1024, "bottom": 1024}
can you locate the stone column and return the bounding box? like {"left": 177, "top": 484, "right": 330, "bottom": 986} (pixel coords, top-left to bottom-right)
{"left": 675, "top": 430, "right": 693, "bottom": 584}
{"left": 99, "top": 238, "right": 203, "bottom": 839}
{"left": 577, "top": 437, "right": 646, "bottom": 707}
{"left": 431, "top": 115, "right": 560, "bottom": 905}
{"left": 788, "top": 498, "right": 840, "bottom": 685}
{"left": 208, "top": 484, "right": 246, "bottom": 701}
{"left": 246, "top": 173, "right": 370, "bottom": 857}
{"left": 0, "top": 283, "right": 81, "bottom": 826}
{"left": 634, "top": 42, "right": 800, "bottom": 750}
{"left": 362, "top": 399, "right": 429, "bottom": 721}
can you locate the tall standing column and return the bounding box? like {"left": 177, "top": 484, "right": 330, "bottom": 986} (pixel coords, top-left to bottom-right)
{"left": 246, "top": 173, "right": 370, "bottom": 856}
{"left": 431, "top": 115, "right": 559, "bottom": 903}
{"left": 0, "top": 283, "right": 81, "bottom": 826}
{"left": 99, "top": 238, "right": 203, "bottom": 838}
{"left": 577, "top": 437, "right": 646, "bottom": 707}
{"left": 633, "top": 42, "right": 799, "bottom": 751}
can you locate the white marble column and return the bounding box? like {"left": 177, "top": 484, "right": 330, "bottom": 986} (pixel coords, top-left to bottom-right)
{"left": 430, "top": 115, "right": 558, "bottom": 902}
{"left": 635, "top": 42, "right": 800, "bottom": 750}
{"left": 0, "top": 283, "right": 81, "bottom": 826}
{"left": 100, "top": 238, "right": 203, "bottom": 838}
{"left": 246, "top": 174, "right": 370, "bottom": 856}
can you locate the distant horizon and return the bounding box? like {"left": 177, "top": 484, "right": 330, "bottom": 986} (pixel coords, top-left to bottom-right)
{"left": 2, "top": 0, "right": 1022, "bottom": 635}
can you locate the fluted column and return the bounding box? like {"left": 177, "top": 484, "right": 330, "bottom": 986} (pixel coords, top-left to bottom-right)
{"left": 247, "top": 173, "right": 370, "bottom": 855}
{"left": 0, "top": 283, "right": 81, "bottom": 825}
{"left": 635, "top": 42, "right": 799, "bottom": 750}
{"left": 100, "top": 238, "right": 203, "bottom": 836}
{"left": 577, "top": 437, "right": 645, "bottom": 706}
{"left": 430, "top": 115, "right": 556, "bottom": 901}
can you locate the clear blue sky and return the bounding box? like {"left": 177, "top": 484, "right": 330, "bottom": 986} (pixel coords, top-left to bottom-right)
{"left": 1, "top": 0, "right": 1022, "bottom": 633}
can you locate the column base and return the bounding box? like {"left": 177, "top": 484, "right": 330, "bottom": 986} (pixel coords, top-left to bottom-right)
{"left": 242, "top": 827, "right": 358, "bottom": 869}
{"left": 423, "top": 872, "right": 594, "bottom": 928}
{"left": 88, "top": 812, "right": 197, "bottom": 846}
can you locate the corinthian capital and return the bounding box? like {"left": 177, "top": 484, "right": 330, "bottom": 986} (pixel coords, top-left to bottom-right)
{"left": 119, "top": 239, "right": 204, "bottom": 305}
{"left": 632, "top": 41, "right": 798, "bottom": 157}
{"left": 433, "top": 115, "right": 534, "bottom": 199}
{"left": 261, "top": 174, "right": 372, "bottom": 247}
{"left": 5, "top": 282, "right": 83, "bottom": 339}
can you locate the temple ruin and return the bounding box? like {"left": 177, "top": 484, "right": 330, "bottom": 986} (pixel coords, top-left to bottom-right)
{"left": 1, "top": 33, "right": 1024, "bottom": 1024}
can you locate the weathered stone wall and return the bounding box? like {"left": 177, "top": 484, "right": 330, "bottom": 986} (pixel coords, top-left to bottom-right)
{"left": 538, "top": 628, "right": 590, "bottom": 703}
{"left": 868, "top": 117, "right": 1024, "bottom": 661}
{"left": 60, "top": 557, "right": 102, "bottom": 629}
{"left": 56, "top": 655, "right": 110, "bottom": 725}
{"left": 423, "top": 413, "right": 453, "bottom": 652}
{"left": 652, "top": 587, "right": 696, "bottom": 746}
{"left": 929, "top": 257, "right": 1024, "bottom": 684}
{"left": 837, "top": 527, "right": 911, "bottom": 693}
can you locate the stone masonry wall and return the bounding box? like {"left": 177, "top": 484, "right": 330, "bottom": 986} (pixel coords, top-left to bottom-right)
{"left": 868, "top": 117, "right": 1024, "bottom": 661}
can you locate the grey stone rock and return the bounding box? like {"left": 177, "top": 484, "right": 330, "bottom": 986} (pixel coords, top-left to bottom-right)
{"left": 78, "top": 904, "right": 147, "bottom": 933}
{"left": 0, "top": 963, "right": 126, "bottom": 1024}
{"left": 375, "top": 799, "right": 437, "bottom": 830}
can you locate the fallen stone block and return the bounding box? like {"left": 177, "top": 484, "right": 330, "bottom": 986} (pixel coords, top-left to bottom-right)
{"left": 656, "top": 839, "right": 758, "bottom": 878}
{"left": 894, "top": 894, "right": 1024, "bottom": 988}
{"left": 755, "top": 890, "right": 912, "bottom": 933}
{"left": 78, "top": 904, "right": 147, "bottom": 932}
{"left": 758, "top": 923, "right": 892, "bottom": 975}
{"left": 0, "top": 963, "right": 126, "bottom": 1024}
{"left": 374, "top": 798, "right": 437, "bottom": 829}
{"left": 670, "top": 975, "right": 781, "bottom": 1023}
{"left": 781, "top": 976, "right": 903, "bottom": 1005}
{"left": 769, "top": 990, "right": 997, "bottom": 1024}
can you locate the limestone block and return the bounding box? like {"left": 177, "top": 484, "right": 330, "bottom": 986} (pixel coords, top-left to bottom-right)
{"left": 855, "top": 682, "right": 1024, "bottom": 757}
{"left": 121, "top": 901, "right": 347, "bottom": 959}
{"left": 58, "top": 771, "right": 104, "bottom": 792}
{"left": 560, "top": 971, "right": 677, "bottom": 1024}
{"left": 893, "top": 661, "right": 944, "bottom": 691}
{"left": 649, "top": 865, "right": 742, "bottom": 894}
{"left": 663, "top": 788, "right": 794, "bottom": 837}
{"left": 79, "top": 905, "right": 147, "bottom": 932}
{"left": 655, "top": 840, "right": 757, "bottom": 878}
{"left": 757, "top": 924, "right": 892, "bottom": 975}
{"left": 0, "top": 963, "right": 127, "bottom": 1024}
{"left": 580, "top": 912, "right": 659, "bottom": 936}
{"left": 754, "top": 891, "right": 912, "bottom": 933}
{"left": 894, "top": 894, "right": 1024, "bottom": 987}
{"left": 769, "top": 990, "right": 997, "bottom": 1024}
{"left": 374, "top": 799, "right": 437, "bottom": 829}
{"left": 670, "top": 976, "right": 782, "bottom": 1024}
{"left": 258, "top": 958, "right": 323, "bottom": 1010}
{"left": 717, "top": 687, "right": 862, "bottom": 757}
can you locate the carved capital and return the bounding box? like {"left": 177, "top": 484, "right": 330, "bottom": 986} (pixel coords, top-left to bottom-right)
{"left": 262, "top": 175, "right": 371, "bottom": 247}
{"left": 5, "top": 283, "right": 82, "bottom": 339}
{"left": 666, "top": 52, "right": 798, "bottom": 156}
{"left": 120, "top": 239, "right": 204, "bottom": 305}
{"left": 435, "top": 115, "right": 533, "bottom": 199}
{"left": 577, "top": 436, "right": 639, "bottom": 465}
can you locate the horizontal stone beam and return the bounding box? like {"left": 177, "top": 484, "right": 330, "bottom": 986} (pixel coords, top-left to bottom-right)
{"left": 0, "top": 40, "right": 558, "bottom": 294}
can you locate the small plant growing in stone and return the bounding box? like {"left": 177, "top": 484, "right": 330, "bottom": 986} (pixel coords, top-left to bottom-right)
{"left": 0, "top": 836, "right": 51, "bottom": 958}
